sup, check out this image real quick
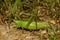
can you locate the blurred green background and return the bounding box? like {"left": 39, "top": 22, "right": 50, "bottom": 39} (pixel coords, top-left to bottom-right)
{"left": 0, "top": 0, "right": 60, "bottom": 23}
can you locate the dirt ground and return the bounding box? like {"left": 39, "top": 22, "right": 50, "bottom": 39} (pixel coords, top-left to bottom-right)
{"left": 0, "top": 22, "right": 49, "bottom": 40}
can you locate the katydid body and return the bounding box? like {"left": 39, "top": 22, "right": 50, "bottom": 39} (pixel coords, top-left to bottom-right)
{"left": 14, "top": 20, "right": 50, "bottom": 30}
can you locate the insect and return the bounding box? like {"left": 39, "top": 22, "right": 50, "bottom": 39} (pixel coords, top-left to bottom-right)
{"left": 14, "top": 20, "right": 51, "bottom": 30}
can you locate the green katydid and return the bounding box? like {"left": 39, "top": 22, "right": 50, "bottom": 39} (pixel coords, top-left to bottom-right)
{"left": 14, "top": 20, "right": 51, "bottom": 30}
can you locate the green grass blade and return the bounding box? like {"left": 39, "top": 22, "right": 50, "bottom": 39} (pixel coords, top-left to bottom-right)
{"left": 8, "top": 0, "right": 22, "bottom": 29}
{"left": 40, "top": 29, "right": 42, "bottom": 40}
{"left": 25, "top": 14, "right": 34, "bottom": 28}
{"left": 8, "top": 16, "right": 11, "bottom": 29}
